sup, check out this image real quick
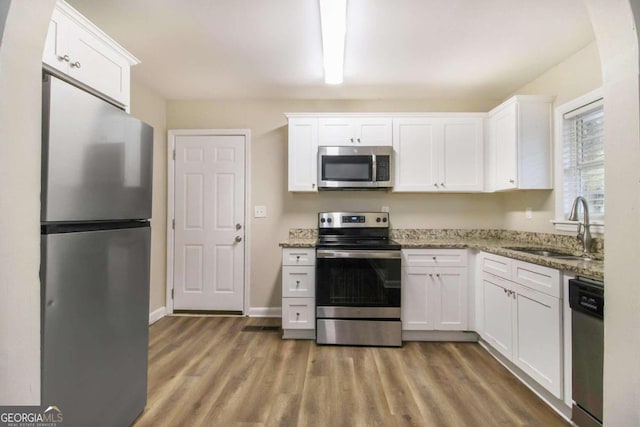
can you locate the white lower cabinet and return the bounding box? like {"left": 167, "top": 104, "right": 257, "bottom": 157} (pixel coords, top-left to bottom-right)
{"left": 281, "top": 248, "right": 315, "bottom": 338}
{"left": 402, "top": 250, "right": 468, "bottom": 331}
{"left": 480, "top": 252, "right": 563, "bottom": 398}
{"left": 482, "top": 274, "right": 514, "bottom": 357}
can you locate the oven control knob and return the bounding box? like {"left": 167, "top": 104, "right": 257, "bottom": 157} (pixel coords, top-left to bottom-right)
{"left": 376, "top": 217, "right": 381, "bottom": 223}
{"left": 320, "top": 218, "right": 326, "bottom": 223}
{"left": 383, "top": 218, "right": 387, "bottom": 223}
{"left": 327, "top": 218, "right": 332, "bottom": 223}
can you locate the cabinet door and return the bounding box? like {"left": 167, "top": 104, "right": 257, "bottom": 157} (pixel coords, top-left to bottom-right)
{"left": 482, "top": 274, "right": 513, "bottom": 359}
{"left": 433, "top": 267, "right": 468, "bottom": 330}
{"left": 441, "top": 119, "right": 483, "bottom": 191}
{"left": 492, "top": 103, "right": 518, "bottom": 190}
{"left": 43, "top": 9, "right": 72, "bottom": 74}
{"left": 287, "top": 119, "right": 318, "bottom": 191}
{"left": 356, "top": 118, "right": 392, "bottom": 146}
{"left": 402, "top": 267, "right": 434, "bottom": 331}
{"left": 66, "top": 23, "right": 131, "bottom": 105}
{"left": 513, "top": 285, "right": 562, "bottom": 398}
{"left": 318, "top": 118, "right": 356, "bottom": 146}
{"left": 392, "top": 119, "right": 440, "bottom": 192}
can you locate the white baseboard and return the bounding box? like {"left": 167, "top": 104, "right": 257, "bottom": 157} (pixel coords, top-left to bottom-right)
{"left": 402, "top": 330, "right": 479, "bottom": 342}
{"left": 149, "top": 306, "right": 167, "bottom": 325}
{"left": 247, "top": 307, "right": 282, "bottom": 317}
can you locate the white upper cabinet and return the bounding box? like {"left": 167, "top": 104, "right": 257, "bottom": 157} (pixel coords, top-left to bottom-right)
{"left": 318, "top": 117, "right": 392, "bottom": 146}
{"left": 43, "top": 1, "right": 140, "bottom": 109}
{"left": 287, "top": 117, "right": 318, "bottom": 192}
{"left": 393, "top": 116, "right": 484, "bottom": 192}
{"left": 488, "top": 95, "right": 554, "bottom": 191}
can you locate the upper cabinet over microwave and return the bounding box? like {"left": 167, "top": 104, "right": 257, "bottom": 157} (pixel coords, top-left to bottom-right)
{"left": 318, "top": 117, "right": 392, "bottom": 147}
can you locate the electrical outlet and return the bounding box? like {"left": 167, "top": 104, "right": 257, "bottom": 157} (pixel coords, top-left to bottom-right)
{"left": 254, "top": 205, "right": 267, "bottom": 218}
{"left": 525, "top": 207, "right": 532, "bottom": 219}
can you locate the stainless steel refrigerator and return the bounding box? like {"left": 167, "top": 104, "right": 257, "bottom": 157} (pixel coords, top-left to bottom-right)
{"left": 40, "top": 74, "right": 153, "bottom": 427}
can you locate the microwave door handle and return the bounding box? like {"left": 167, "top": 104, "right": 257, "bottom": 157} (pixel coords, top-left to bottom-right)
{"left": 316, "top": 250, "right": 401, "bottom": 259}
{"left": 371, "top": 154, "right": 377, "bottom": 182}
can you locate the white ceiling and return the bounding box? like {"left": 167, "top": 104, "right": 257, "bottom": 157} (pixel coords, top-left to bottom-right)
{"left": 66, "top": 0, "right": 595, "bottom": 100}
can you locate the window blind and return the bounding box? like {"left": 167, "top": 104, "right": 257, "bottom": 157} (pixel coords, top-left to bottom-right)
{"left": 562, "top": 102, "right": 604, "bottom": 221}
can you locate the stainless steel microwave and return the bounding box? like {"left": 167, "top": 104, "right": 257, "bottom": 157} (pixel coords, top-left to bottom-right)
{"left": 317, "top": 146, "right": 394, "bottom": 190}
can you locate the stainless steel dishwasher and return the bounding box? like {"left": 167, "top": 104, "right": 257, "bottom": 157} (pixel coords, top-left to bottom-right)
{"left": 569, "top": 277, "right": 604, "bottom": 427}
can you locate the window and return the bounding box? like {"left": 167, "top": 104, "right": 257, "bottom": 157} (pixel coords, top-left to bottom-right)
{"left": 554, "top": 89, "right": 604, "bottom": 230}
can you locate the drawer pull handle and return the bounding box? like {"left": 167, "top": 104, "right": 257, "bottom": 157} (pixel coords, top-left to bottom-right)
{"left": 71, "top": 61, "right": 81, "bottom": 69}
{"left": 58, "top": 54, "right": 70, "bottom": 62}
{"left": 296, "top": 280, "right": 300, "bottom": 287}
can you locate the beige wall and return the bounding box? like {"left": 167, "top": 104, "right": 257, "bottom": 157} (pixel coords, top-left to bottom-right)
{"left": 167, "top": 99, "right": 505, "bottom": 308}
{"left": 501, "top": 42, "right": 603, "bottom": 233}
{"left": 585, "top": 0, "right": 640, "bottom": 424}
{"left": 0, "top": 0, "right": 56, "bottom": 405}
{"left": 130, "top": 79, "right": 168, "bottom": 313}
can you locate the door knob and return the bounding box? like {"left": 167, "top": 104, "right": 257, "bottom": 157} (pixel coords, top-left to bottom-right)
{"left": 235, "top": 236, "right": 242, "bottom": 242}
{"left": 236, "top": 223, "right": 242, "bottom": 230}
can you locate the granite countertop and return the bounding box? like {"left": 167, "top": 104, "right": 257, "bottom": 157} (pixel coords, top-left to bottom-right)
{"left": 280, "top": 228, "right": 604, "bottom": 279}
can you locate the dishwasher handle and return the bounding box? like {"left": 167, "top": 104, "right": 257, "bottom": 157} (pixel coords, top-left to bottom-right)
{"left": 569, "top": 278, "right": 604, "bottom": 319}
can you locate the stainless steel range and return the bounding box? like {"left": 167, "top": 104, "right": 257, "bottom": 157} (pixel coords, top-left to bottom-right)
{"left": 315, "top": 212, "right": 402, "bottom": 347}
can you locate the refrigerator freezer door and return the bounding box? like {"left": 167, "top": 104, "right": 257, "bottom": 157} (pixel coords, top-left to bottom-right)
{"left": 41, "top": 225, "right": 150, "bottom": 427}
{"left": 42, "top": 75, "right": 153, "bottom": 222}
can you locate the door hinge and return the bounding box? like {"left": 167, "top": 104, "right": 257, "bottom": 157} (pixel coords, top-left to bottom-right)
{"left": 173, "top": 149, "right": 176, "bottom": 160}
{"left": 171, "top": 288, "right": 174, "bottom": 299}
{"left": 172, "top": 219, "right": 175, "bottom": 229}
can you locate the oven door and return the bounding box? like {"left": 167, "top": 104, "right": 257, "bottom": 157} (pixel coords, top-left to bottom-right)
{"left": 316, "top": 249, "right": 401, "bottom": 317}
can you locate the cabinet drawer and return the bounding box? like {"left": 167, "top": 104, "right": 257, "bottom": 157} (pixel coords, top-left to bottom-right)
{"left": 481, "top": 252, "right": 512, "bottom": 279}
{"left": 512, "top": 260, "right": 560, "bottom": 298}
{"left": 282, "top": 248, "right": 315, "bottom": 266}
{"left": 402, "top": 249, "right": 467, "bottom": 267}
{"left": 282, "top": 266, "right": 315, "bottom": 297}
{"left": 282, "top": 298, "right": 315, "bottom": 329}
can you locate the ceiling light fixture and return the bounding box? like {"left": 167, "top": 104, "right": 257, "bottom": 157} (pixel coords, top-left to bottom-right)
{"left": 319, "top": 0, "right": 347, "bottom": 85}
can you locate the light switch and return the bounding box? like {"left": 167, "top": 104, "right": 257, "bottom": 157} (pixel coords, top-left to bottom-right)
{"left": 254, "top": 205, "right": 267, "bottom": 218}
{"left": 525, "top": 207, "right": 532, "bottom": 219}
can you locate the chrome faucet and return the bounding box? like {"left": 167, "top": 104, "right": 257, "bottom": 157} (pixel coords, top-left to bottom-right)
{"left": 568, "top": 196, "right": 592, "bottom": 254}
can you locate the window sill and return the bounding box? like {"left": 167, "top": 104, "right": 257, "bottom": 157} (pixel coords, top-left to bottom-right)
{"left": 551, "top": 220, "right": 604, "bottom": 234}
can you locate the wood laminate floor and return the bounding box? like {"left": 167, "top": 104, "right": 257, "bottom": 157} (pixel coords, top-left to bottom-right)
{"left": 133, "top": 316, "right": 569, "bottom": 427}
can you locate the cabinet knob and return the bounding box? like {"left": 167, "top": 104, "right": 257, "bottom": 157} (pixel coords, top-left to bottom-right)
{"left": 296, "top": 280, "right": 300, "bottom": 287}
{"left": 350, "top": 138, "right": 354, "bottom": 143}
{"left": 296, "top": 255, "right": 300, "bottom": 260}
{"left": 357, "top": 138, "right": 361, "bottom": 143}
{"left": 296, "top": 312, "right": 300, "bottom": 317}
{"left": 434, "top": 183, "right": 439, "bottom": 188}
{"left": 236, "top": 223, "right": 242, "bottom": 230}
{"left": 71, "top": 61, "right": 81, "bottom": 69}
{"left": 436, "top": 273, "right": 440, "bottom": 278}
{"left": 429, "top": 273, "right": 433, "bottom": 277}
{"left": 57, "top": 54, "right": 70, "bottom": 62}
{"left": 312, "top": 183, "right": 315, "bottom": 188}
{"left": 509, "top": 179, "right": 515, "bottom": 184}
{"left": 432, "top": 256, "right": 436, "bottom": 260}
{"left": 235, "top": 236, "right": 242, "bottom": 242}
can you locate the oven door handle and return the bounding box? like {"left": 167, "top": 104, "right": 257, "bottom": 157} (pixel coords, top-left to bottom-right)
{"left": 316, "top": 249, "right": 401, "bottom": 259}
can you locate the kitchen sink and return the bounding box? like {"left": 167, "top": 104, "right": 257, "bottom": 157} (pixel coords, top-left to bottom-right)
{"left": 504, "top": 247, "right": 595, "bottom": 262}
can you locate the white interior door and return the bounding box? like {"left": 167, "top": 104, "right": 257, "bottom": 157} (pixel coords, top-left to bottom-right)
{"left": 173, "top": 134, "right": 245, "bottom": 311}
